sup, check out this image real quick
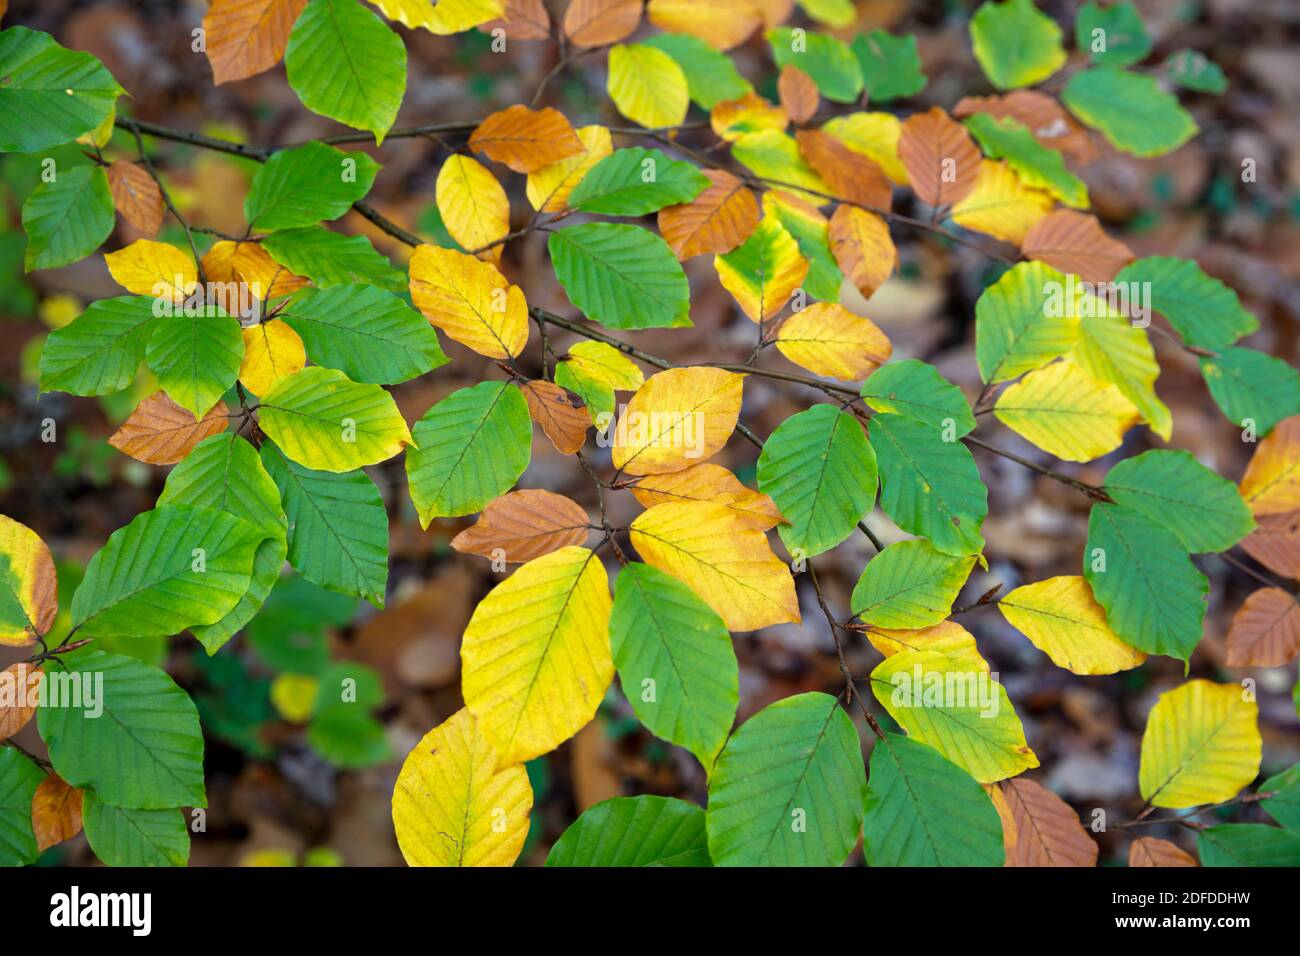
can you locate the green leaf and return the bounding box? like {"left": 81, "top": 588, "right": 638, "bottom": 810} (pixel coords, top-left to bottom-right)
{"left": 244, "top": 142, "right": 380, "bottom": 231}
{"left": 82, "top": 793, "right": 190, "bottom": 867}
{"left": 798, "top": 0, "right": 855, "bottom": 27}
{"left": 39, "top": 295, "right": 161, "bottom": 396}
{"left": 1062, "top": 67, "right": 1197, "bottom": 158}
{"left": 278, "top": 284, "right": 447, "bottom": 384}
{"left": 261, "top": 442, "right": 389, "bottom": 608}
{"left": 259, "top": 366, "right": 412, "bottom": 472}
{"left": 307, "top": 707, "right": 390, "bottom": 769}
{"left": 1115, "top": 255, "right": 1257, "bottom": 350}
{"left": 406, "top": 380, "right": 532, "bottom": 526}
{"left": 70, "top": 504, "right": 267, "bottom": 638}
{"left": 0, "top": 748, "right": 44, "bottom": 866}
{"left": 1259, "top": 765, "right": 1300, "bottom": 831}
{"left": 1070, "top": 306, "right": 1170, "bottom": 439}
{"left": 862, "top": 733, "right": 1005, "bottom": 866}
{"left": 548, "top": 223, "right": 691, "bottom": 330}
{"left": 145, "top": 307, "right": 244, "bottom": 418}
{"left": 0, "top": 27, "right": 122, "bottom": 153}
{"left": 1103, "top": 449, "right": 1254, "bottom": 553}
{"left": 869, "top": 413, "right": 987, "bottom": 556}
{"left": 851, "top": 539, "right": 975, "bottom": 629}
{"left": 762, "top": 194, "right": 842, "bottom": 301}
{"left": 284, "top": 0, "right": 406, "bottom": 143}
{"left": 21, "top": 164, "right": 115, "bottom": 271}
{"left": 970, "top": 0, "right": 1067, "bottom": 89}
{"left": 1198, "top": 824, "right": 1300, "bottom": 867}
{"left": 706, "top": 692, "right": 866, "bottom": 866}
{"left": 767, "top": 28, "right": 862, "bottom": 104}
{"left": 641, "top": 33, "right": 752, "bottom": 110}
{"left": 611, "top": 563, "right": 738, "bottom": 771}
{"left": 1199, "top": 347, "right": 1300, "bottom": 437}
{"left": 261, "top": 226, "right": 405, "bottom": 291}
{"left": 1084, "top": 503, "right": 1207, "bottom": 660}
{"left": 569, "top": 148, "right": 709, "bottom": 216}
{"left": 975, "top": 261, "right": 1077, "bottom": 384}
{"left": 850, "top": 30, "right": 926, "bottom": 102}
{"left": 963, "top": 113, "right": 1088, "bottom": 208}
{"left": 38, "top": 650, "right": 206, "bottom": 809}
{"left": 756, "top": 405, "right": 877, "bottom": 558}
{"left": 1075, "top": 1, "right": 1151, "bottom": 67}
{"left": 861, "top": 359, "right": 976, "bottom": 436}
{"left": 1164, "top": 49, "right": 1227, "bottom": 94}
{"left": 546, "top": 795, "right": 711, "bottom": 867}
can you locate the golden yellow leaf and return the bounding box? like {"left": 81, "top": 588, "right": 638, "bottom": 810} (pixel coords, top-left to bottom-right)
{"left": 1240, "top": 416, "right": 1300, "bottom": 516}
{"left": 711, "top": 92, "right": 788, "bottom": 142}
{"left": 646, "top": 0, "right": 760, "bottom": 51}
{"left": 108, "top": 392, "right": 231, "bottom": 465}
{"left": 950, "top": 160, "right": 1054, "bottom": 245}
{"left": 369, "top": 0, "right": 503, "bottom": 33}
{"left": 829, "top": 204, "right": 896, "bottom": 299}
{"left": 230, "top": 241, "right": 310, "bottom": 301}
{"left": 866, "top": 620, "right": 989, "bottom": 670}
{"left": 611, "top": 367, "right": 745, "bottom": 475}
{"left": 998, "top": 575, "right": 1147, "bottom": 675}
{"left": 631, "top": 462, "right": 784, "bottom": 532}
{"left": 392, "top": 708, "right": 533, "bottom": 866}
{"left": 1139, "top": 680, "right": 1261, "bottom": 809}
{"left": 436, "top": 154, "right": 510, "bottom": 260}
{"left": 525, "top": 125, "right": 613, "bottom": 213}
{"left": 104, "top": 239, "right": 197, "bottom": 303}
{"left": 240, "top": 320, "right": 307, "bottom": 397}
{"left": 607, "top": 43, "right": 689, "bottom": 130}
{"left": 775, "top": 301, "right": 892, "bottom": 380}
{"left": 408, "top": 244, "right": 529, "bottom": 359}
{"left": 823, "top": 111, "right": 908, "bottom": 184}
{"left": 993, "top": 360, "right": 1140, "bottom": 463}
{"left": 562, "top": 340, "right": 644, "bottom": 392}
{"left": 469, "top": 105, "right": 584, "bottom": 174}
{"left": 461, "top": 546, "right": 613, "bottom": 763}
{"left": 0, "top": 517, "right": 57, "bottom": 646}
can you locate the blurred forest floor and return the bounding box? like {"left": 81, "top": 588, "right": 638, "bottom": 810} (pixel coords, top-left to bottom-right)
{"left": 1, "top": 0, "right": 1298, "bottom": 866}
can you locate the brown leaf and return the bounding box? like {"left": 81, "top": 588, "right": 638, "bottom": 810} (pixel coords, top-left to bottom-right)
{"left": 0, "top": 664, "right": 42, "bottom": 740}
{"left": 1240, "top": 510, "right": 1300, "bottom": 579}
{"left": 796, "top": 129, "right": 892, "bottom": 210}
{"left": 997, "top": 778, "right": 1098, "bottom": 867}
{"left": 1021, "top": 210, "right": 1134, "bottom": 284}
{"left": 953, "top": 90, "right": 1096, "bottom": 164}
{"left": 898, "top": 106, "right": 981, "bottom": 208}
{"left": 108, "top": 393, "right": 231, "bottom": 465}
{"left": 657, "top": 169, "right": 760, "bottom": 260}
{"left": 563, "top": 0, "right": 641, "bottom": 47}
{"left": 521, "top": 379, "right": 591, "bottom": 455}
{"left": 778, "top": 65, "right": 819, "bottom": 124}
{"left": 106, "top": 160, "right": 163, "bottom": 237}
{"left": 469, "top": 105, "right": 585, "bottom": 174}
{"left": 451, "top": 489, "right": 591, "bottom": 563}
{"left": 829, "top": 204, "right": 896, "bottom": 299}
{"left": 31, "top": 775, "right": 84, "bottom": 852}
{"left": 203, "top": 0, "right": 307, "bottom": 85}
{"left": 491, "top": 0, "right": 551, "bottom": 40}
{"left": 1129, "top": 836, "right": 1198, "bottom": 867}
{"left": 1226, "top": 587, "right": 1300, "bottom": 667}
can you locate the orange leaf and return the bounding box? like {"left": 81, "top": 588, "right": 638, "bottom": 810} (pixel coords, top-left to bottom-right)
{"left": 204, "top": 0, "right": 308, "bottom": 85}
{"left": 232, "top": 242, "right": 311, "bottom": 301}
{"left": 646, "top": 0, "right": 760, "bottom": 51}
{"left": 1128, "top": 837, "right": 1198, "bottom": 867}
{"left": 778, "top": 65, "right": 819, "bottom": 124}
{"left": 563, "top": 0, "right": 641, "bottom": 47}
{"left": 953, "top": 90, "right": 1096, "bottom": 164}
{"left": 31, "top": 775, "right": 84, "bottom": 852}
{"left": 451, "top": 489, "right": 591, "bottom": 563}
{"left": 796, "top": 128, "right": 893, "bottom": 210}
{"left": 494, "top": 0, "right": 551, "bottom": 39}
{"left": 898, "top": 106, "right": 981, "bottom": 208}
{"left": 1240, "top": 416, "right": 1300, "bottom": 516}
{"left": 1021, "top": 210, "right": 1134, "bottom": 284}
{"left": 997, "top": 778, "right": 1098, "bottom": 867}
{"left": 521, "top": 379, "right": 591, "bottom": 455}
{"left": 1226, "top": 587, "right": 1300, "bottom": 667}
{"left": 657, "top": 169, "right": 759, "bottom": 260}
{"left": 829, "top": 204, "right": 896, "bottom": 299}
{"left": 630, "top": 463, "right": 784, "bottom": 532}
{"left": 108, "top": 393, "right": 231, "bottom": 465}
{"left": 0, "top": 664, "right": 42, "bottom": 739}
{"left": 469, "top": 105, "right": 585, "bottom": 174}
{"left": 1240, "top": 510, "right": 1300, "bottom": 579}
{"left": 106, "top": 160, "right": 163, "bottom": 237}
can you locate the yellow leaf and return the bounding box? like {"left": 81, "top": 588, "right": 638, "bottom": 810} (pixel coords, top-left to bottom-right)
{"left": 1139, "top": 680, "right": 1261, "bottom": 809}
{"left": 461, "top": 547, "right": 613, "bottom": 763}
{"left": 562, "top": 340, "right": 644, "bottom": 392}
{"left": 993, "top": 361, "right": 1140, "bottom": 462}
{"left": 775, "top": 302, "right": 892, "bottom": 380}
{"left": 270, "top": 672, "right": 319, "bottom": 723}
{"left": 866, "top": 620, "right": 989, "bottom": 671}
{"left": 436, "top": 154, "right": 510, "bottom": 260}
{"left": 829, "top": 204, "right": 896, "bottom": 300}
{"left": 525, "top": 125, "right": 613, "bottom": 213}
{"left": 408, "top": 244, "right": 529, "bottom": 359}
{"left": 998, "top": 575, "right": 1146, "bottom": 675}
{"left": 823, "top": 112, "right": 908, "bottom": 184}
{"left": 607, "top": 43, "right": 689, "bottom": 130}
{"left": 1068, "top": 306, "right": 1171, "bottom": 441}
{"left": 231, "top": 241, "right": 310, "bottom": 301}
{"left": 629, "top": 500, "right": 800, "bottom": 631}
{"left": 711, "top": 92, "right": 789, "bottom": 142}
{"left": 646, "top": 0, "right": 760, "bottom": 50}
{"left": 714, "top": 216, "right": 807, "bottom": 323}
{"left": 731, "top": 129, "right": 830, "bottom": 206}
{"left": 240, "top": 319, "right": 307, "bottom": 397}
{"left": 950, "top": 160, "right": 1053, "bottom": 245}
{"left": 368, "top": 0, "right": 503, "bottom": 33}
{"left": 104, "top": 239, "right": 197, "bottom": 303}
{"left": 0, "top": 515, "right": 58, "bottom": 647}
{"left": 1240, "top": 416, "right": 1300, "bottom": 516}
{"left": 631, "top": 462, "right": 784, "bottom": 532}
{"left": 392, "top": 708, "right": 533, "bottom": 866}
{"left": 611, "top": 366, "right": 744, "bottom": 475}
